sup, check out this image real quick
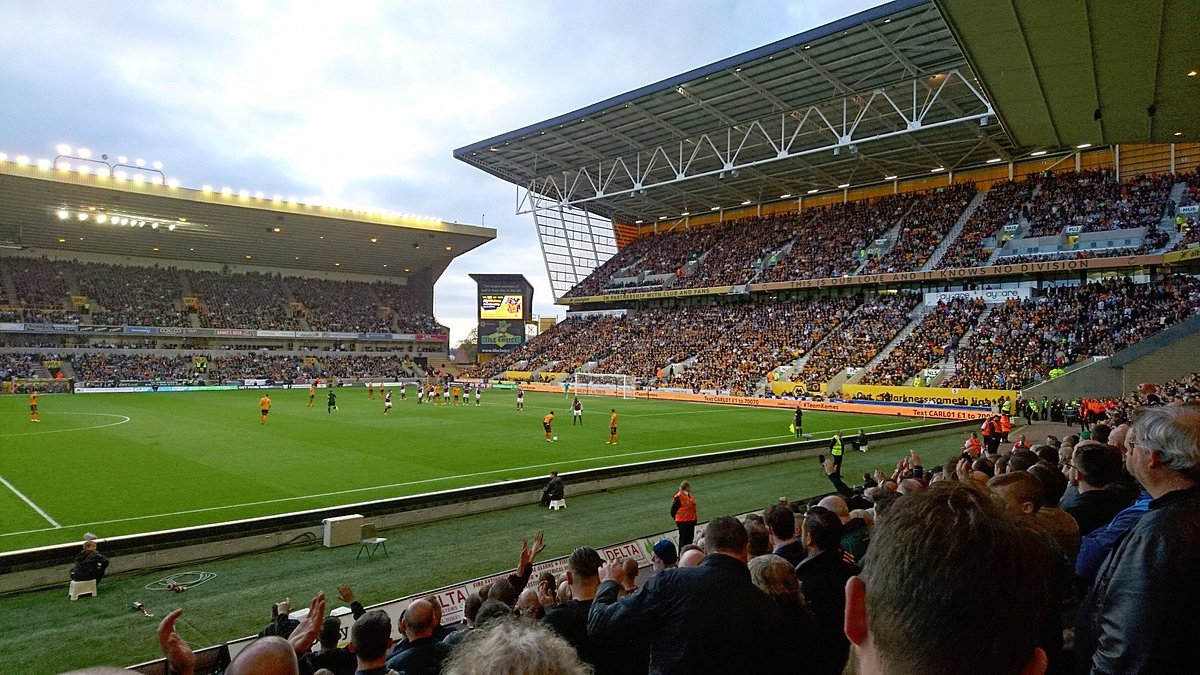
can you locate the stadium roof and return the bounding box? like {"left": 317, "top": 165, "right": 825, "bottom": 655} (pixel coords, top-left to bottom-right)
{"left": 0, "top": 162, "right": 495, "bottom": 280}
{"left": 940, "top": 0, "right": 1200, "bottom": 150}
{"left": 454, "top": 0, "right": 1198, "bottom": 297}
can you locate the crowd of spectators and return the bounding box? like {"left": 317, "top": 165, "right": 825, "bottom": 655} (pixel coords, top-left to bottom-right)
{"left": 763, "top": 192, "right": 922, "bottom": 282}
{"left": 134, "top": 376, "right": 1200, "bottom": 675}
{"left": 936, "top": 178, "right": 1034, "bottom": 269}
{"left": 189, "top": 270, "right": 300, "bottom": 331}
{"left": 673, "top": 214, "right": 800, "bottom": 289}
{"left": 0, "top": 352, "right": 49, "bottom": 381}
{"left": 0, "top": 256, "right": 77, "bottom": 322}
{"left": 286, "top": 276, "right": 394, "bottom": 333}
{"left": 666, "top": 298, "right": 857, "bottom": 395}
{"left": 73, "top": 262, "right": 190, "bottom": 327}
{"left": 72, "top": 352, "right": 200, "bottom": 383}
{"left": 370, "top": 281, "right": 446, "bottom": 334}
{"left": 35, "top": 352, "right": 418, "bottom": 384}
{"left": 859, "top": 297, "right": 985, "bottom": 386}
{"left": 0, "top": 258, "right": 445, "bottom": 333}
{"left": 858, "top": 184, "right": 976, "bottom": 274}
{"left": 947, "top": 275, "right": 1200, "bottom": 389}
{"left": 792, "top": 293, "right": 921, "bottom": 389}
{"left": 1024, "top": 170, "right": 1173, "bottom": 237}
{"left": 523, "top": 316, "right": 621, "bottom": 374}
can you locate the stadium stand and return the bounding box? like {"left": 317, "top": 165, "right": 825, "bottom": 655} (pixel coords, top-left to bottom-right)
{"left": 0, "top": 258, "right": 444, "bottom": 335}
{"left": 791, "top": 293, "right": 922, "bottom": 390}
{"left": 1023, "top": 170, "right": 1173, "bottom": 237}
{"left": 858, "top": 297, "right": 986, "bottom": 386}
{"left": 858, "top": 184, "right": 976, "bottom": 274}
{"left": 934, "top": 178, "right": 1034, "bottom": 269}
{"left": 946, "top": 276, "right": 1200, "bottom": 389}
{"left": 556, "top": 170, "right": 1186, "bottom": 299}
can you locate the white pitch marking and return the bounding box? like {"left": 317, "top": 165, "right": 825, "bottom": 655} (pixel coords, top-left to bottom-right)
{"left": 0, "top": 474, "right": 62, "bottom": 528}
{"left": 0, "top": 418, "right": 922, "bottom": 539}
{"left": 0, "top": 412, "right": 131, "bottom": 437}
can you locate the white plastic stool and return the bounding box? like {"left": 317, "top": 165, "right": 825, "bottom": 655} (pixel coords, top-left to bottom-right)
{"left": 549, "top": 499, "right": 566, "bottom": 510}
{"left": 69, "top": 579, "right": 97, "bottom": 600}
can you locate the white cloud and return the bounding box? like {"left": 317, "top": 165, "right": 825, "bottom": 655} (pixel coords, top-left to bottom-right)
{"left": 0, "top": 0, "right": 886, "bottom": 344}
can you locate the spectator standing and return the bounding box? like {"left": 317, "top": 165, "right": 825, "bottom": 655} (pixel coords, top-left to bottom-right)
{"left": 384, "top": 599, "right": 452, "bottom": 675}
{"left": 794, "top": 506, "right": 858, "bottom": 675}
{"left": 587, "top": 516, "right": 785, "bottom": 674}
{"left": 670, "top": 481, "right": 698, "bottom": 546}
{"left": 1076, "top": 405, "right": 1200, "bottom": 674}
{"left": 845, "top": 483, "right": 1055, "bottom": 675}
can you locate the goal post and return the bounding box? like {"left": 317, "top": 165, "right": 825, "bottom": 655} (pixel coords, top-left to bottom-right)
{"left": 569, "top": 372, "right": 634, "bottom": 399}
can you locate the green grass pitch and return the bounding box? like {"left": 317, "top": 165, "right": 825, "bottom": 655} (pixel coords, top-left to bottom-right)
{"left": 0, "top": 387, "right": 937, "bottom": 552}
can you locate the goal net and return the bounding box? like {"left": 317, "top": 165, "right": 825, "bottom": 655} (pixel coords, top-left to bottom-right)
{"left": 569, "top": 372, "right": 634, "bottom": 399}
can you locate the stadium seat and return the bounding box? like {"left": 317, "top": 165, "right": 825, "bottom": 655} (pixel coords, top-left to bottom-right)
{"left": 68, "top": 578, "right": 97, "bottom": 600}
{"left": 549, "top": 499, "right": 566, "bottom": 510}
{"left": 356, "top": 523, "right": 388, "bottom": 560}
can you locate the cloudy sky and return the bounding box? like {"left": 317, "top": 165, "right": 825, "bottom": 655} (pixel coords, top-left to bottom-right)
{"left": 0, "top": 0, "right": 881, "bottom": 344}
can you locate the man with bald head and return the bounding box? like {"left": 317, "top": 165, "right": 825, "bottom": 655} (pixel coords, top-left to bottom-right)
{"left": 818, "top": 494, "right": 869, "bottom": 565}
{"left": 1076, "top": 404, "right": 1200, "bottom": 673}
{"left": 385, "top": 599, "right": 451, "bottom": 675}
{"left": 677, "top": 545, "right": 706, "bottom": 568}
{"left": 158, "top": 593, "right": 325, "bottom": 675}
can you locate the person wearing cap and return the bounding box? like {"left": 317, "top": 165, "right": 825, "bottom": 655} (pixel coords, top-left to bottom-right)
{"left": 70, "top": 533, "right": 109, "bottom": 583}
{"left": 650, "top": 540, "right": 677, "bottom": 573}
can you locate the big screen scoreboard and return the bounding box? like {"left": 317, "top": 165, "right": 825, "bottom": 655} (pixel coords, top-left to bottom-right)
{"left": 470, "top": 274, "right": 534, "bottom": 355}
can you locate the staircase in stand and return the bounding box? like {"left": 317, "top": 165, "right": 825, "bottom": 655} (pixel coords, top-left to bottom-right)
{"left": 846, "top": 304, "right": 933, "bottom": 385}
{"left": 923, "top": 190, "right": 988, "bottom": 270}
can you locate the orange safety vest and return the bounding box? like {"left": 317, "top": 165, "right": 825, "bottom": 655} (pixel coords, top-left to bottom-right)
{"left": 674, "top": 491, "right": 697, "bottom": 523}
{"left": 999, "top": 415, "right": 1012, "bottom": 433}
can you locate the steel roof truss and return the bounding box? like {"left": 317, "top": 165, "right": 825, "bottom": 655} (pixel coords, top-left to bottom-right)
{"left": 518, "top": 70, "right": 991, "bottom": 214}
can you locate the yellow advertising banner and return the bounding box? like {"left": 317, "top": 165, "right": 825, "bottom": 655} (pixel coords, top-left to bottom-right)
{"left": 1163, "top": 247, "right": 1200, "bottom": 264}
{"left": 841, "top": 384, "right": 1016, "bottom": 409}
{"left": 517, "top": 382, "right": 990, "bottom": 420}
{"left": 503, "top": 371, "right": 533, "bottom": 381}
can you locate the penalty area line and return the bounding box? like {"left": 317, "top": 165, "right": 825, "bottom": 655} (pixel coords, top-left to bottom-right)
{"left": 0, "top": 474, "right": 61, "bottom": 528}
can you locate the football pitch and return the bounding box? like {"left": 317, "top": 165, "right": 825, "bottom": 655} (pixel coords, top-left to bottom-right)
{"left": 0, "top": 388, "right": 938, "bottom": 553}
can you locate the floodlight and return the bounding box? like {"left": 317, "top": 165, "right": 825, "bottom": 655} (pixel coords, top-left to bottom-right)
{"left": 57, "top": 209, "right": 70, "bottom": 220}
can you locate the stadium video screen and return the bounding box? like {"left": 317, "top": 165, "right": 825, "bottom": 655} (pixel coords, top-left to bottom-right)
{"left": 479, "top": 293, "right": 524, "bottom": 320}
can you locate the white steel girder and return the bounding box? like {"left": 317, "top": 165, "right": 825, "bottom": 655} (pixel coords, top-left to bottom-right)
{"left": 516, "top": 69, "right": 994, "bottom": 215}
{"left": 530, "top": 194, "right": 618, "bottom": 300}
